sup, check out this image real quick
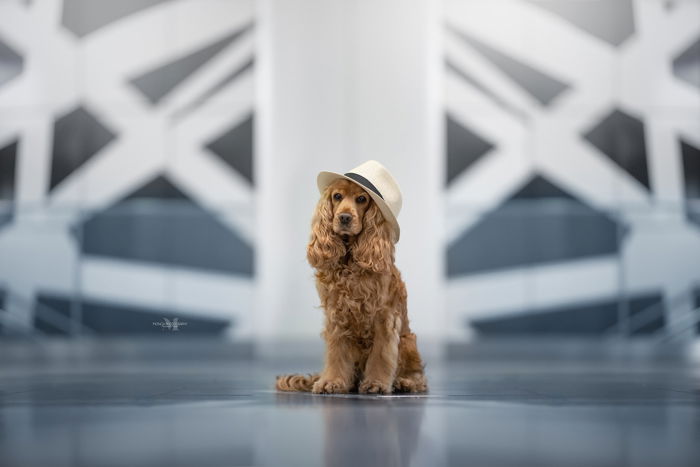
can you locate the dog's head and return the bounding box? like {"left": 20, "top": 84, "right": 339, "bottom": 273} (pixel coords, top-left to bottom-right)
{"left": 328, "top": 179, "right": 372, "bottom": 238}
{"left": 307, "top": 178, "right": 394, "bottom": 272}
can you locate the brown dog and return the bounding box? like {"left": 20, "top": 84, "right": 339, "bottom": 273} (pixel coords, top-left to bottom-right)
{"left": 276, "top": 178, "right": 427, "bottom": 394}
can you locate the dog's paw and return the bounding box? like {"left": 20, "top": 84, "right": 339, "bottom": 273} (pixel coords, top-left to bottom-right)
{"left": 359, "top": 380, "right": 392, "bottom": 395}
{"left": 393, "top": 376, "right": 428, "bottom": 393}
{"left": 312, "top": 379, "right": 348, "bottom": 394}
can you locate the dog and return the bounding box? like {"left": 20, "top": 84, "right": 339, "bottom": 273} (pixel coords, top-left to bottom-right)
{"left": 276, "top": 161, "right": 427, "bottom": 395}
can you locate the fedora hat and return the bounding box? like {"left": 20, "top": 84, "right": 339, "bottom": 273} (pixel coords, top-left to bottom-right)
{"left": 317, "top": 160, "right": 402, "bottom": 243}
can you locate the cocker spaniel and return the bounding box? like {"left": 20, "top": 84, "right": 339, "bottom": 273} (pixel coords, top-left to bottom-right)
{"left": 276, "top": 178, "right": 427, "bottom": 395}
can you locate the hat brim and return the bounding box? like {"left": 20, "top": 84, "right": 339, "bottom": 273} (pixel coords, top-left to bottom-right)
{"left": 317, "top": 171, "right": 400, "bottom": 243}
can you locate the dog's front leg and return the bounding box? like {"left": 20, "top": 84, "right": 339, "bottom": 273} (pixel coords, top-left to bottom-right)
{"left": 313, "top": 332, "right": 358, "bottom": 394}
{"left": 359, "top": 313, "right": 401, "bottom": 395}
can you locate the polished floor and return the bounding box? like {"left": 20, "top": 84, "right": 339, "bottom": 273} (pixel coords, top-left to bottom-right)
{"left": 1, "top": 342, "right": 699, "bottom": 467}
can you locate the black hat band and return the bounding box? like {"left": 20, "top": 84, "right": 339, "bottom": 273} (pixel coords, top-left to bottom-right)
{"left": 343, "top": 172, "right": 384, "bottom": 200}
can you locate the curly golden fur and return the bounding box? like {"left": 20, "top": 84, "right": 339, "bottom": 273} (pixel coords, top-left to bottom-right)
{"left": 276, "top": 179, "right": 427, "bottom": 395}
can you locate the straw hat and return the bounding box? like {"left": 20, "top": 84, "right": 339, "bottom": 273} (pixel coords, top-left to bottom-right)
{"left": 317, "top": 160, "right": 402, "bottom": 243}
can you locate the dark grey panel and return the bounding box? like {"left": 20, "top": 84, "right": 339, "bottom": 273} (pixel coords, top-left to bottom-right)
{"left": 0, "top": 288, "right": 4, "bottom": 333}
{"left": 526, "top": 0, "right": 635, "bottom": 47}
{"left": 695, "top": 288, "right": 700, "bottom": 335}
{"left": 681, "top": 140, "right": 700, "bottom": 227}
{"left": 206, "top": 114, "right": 254, "bottom": 185}
{"left": 125, "top": 174, "right": 187, "bottom": 199}
{"left": 511, "top": 175, "right": 572, "bottom": 200}
{"left": 447, "top": 175, "right": 620, "bottom": 276}
{"left": 61, "top": 0, "right": 173, "bottom": 37}
{"left": 470, "top": 293, "right": 663, "bottom": 335}
{"left": 0, "top": 140, "right": 17, "bottom": 230}
{"left": 628, "top": 295, "right": 666, "bottom": 335}
{"left": 672, "top": 37, "right": 700, "bottom": 89}
{"left": 50, "top": 106, "right": 116, "bottom": 191}
{"left": 446, "top": 60, "right": 526, "bottom": 121}
{"left": 0, "top": 38, "right": 23, "bottom": 87}
{"left": 681, "top": 140, "right": 700, "bottom": 198}
{"left": 33, "top": 294, "right": 74, "bottom": 335}
{"left": 130, "top": 25, "right": 251, "bottom": 105}
{"left": 583, "top": 108, "right": 649, "bottom": 189}
{"left": 450, "top": 27, "right": 570, "bottom": 106}
{"left": 200, "top": 55, "right": 253, "bottom": 101}
{"left": 35, "top": 293, "right": 230, "bottom": 336}
{"left": 179, "top": 56, "right": 254, "bottom": 117}
{"left": 446, "top": 114, "right": 494, "bottom": 186}
{"left": 0, "top": 140, "right": 17, "bottom": 200}
{"left": 81, "top": 175, "right": 254, "bottom": 276}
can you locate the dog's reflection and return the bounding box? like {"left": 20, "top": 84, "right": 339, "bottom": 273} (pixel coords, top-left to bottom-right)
{"left": 276, "top": 392, "right": 426, "bottom": 467}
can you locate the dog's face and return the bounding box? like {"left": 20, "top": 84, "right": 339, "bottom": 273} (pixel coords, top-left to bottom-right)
{"left": 308, "top": 177, "right": 393, "bottom": 272}
{"left": 328, "top": 179, "right": 372, "bottom": 238}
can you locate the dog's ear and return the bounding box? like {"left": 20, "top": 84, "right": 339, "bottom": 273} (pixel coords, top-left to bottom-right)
{"left": 353, "top": 201, "right": 394, "bottom": 273}
{"left": 307, "top": 186, "right": 345, "bottom": 269}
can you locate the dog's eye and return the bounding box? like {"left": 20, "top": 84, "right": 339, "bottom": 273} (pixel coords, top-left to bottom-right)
{"left": 356, "top": 195, "right": 367, "bottom": 203}
{"left": 333, "top": 193, "right": 342, "bottom": 201}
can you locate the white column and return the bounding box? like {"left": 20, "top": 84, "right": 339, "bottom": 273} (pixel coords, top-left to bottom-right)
{"left": 256, "top": 0, "right": 443, "bottom": 341}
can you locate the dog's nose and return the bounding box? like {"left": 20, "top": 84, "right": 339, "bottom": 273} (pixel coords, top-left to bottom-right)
{"left": 338, "top": 213, "right": 352, "bottom": 225}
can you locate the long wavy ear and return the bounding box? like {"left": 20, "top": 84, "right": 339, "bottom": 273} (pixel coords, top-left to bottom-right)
{"left": 307, "top": 186, "right": 345, "bottom": 269}
{"left": 353, "top": 201, "right": 394, "bottom": 273}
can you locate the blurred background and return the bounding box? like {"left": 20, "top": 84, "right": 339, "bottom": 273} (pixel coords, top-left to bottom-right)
{"left": 0, "top": 0, "right": 699, "bottom": 349}
{"left": 1, "top": 1, "right": 700, "bottom": 466}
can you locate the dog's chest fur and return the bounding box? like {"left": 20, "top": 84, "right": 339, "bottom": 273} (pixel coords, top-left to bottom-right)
{"left": 316, "top": 263, "right": 389, "bottom": 342}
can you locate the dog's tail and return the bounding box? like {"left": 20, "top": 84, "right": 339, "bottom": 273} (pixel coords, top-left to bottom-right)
{"left": 275, "top": 373, "right": 320, "bottom": 392}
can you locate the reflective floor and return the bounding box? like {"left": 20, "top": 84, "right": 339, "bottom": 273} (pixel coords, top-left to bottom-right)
{"left": 1, "top": 344, "right": 700, "bottom": 467}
